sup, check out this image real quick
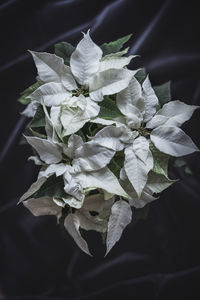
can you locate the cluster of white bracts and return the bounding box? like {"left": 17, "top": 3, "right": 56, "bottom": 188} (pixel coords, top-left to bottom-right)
{"left": 19, "top": 31, "right": 199, "bottom": 255}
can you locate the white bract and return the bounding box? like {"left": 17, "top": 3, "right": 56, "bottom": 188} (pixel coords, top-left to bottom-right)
{"left": 92, "top": 74, "right": 199, "bottom": 202}
{"left": 90, "top": 125, "right": 153, "bottom": 198}
{"left": 19, "top": 31, "right": 199, "bottom": 256}
{"left": 24, "top": 30, "right": 135, "bottom": 136}
{"left": 20, "top": 134, "right": 128, "bottom": 209}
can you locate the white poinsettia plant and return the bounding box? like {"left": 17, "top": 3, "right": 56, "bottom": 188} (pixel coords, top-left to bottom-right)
{"left": 18, "top": 30, "right": 199, "bottom": 256}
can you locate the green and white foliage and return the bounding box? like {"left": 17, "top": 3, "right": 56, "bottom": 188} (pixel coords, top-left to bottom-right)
{"left": 18, "top": 31, "right": 199, "bottom": 256}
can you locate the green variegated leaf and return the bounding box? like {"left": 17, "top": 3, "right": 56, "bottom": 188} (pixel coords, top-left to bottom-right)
{"left": 153, "top": 81, "right": 171, "bottom": 107}
{"left": 101, "top": 48, "right": 129, "bottom": 59}
{"left": 135, "top": 68, "right": 146, "bottom": 83}
{"left": 29, "top": 105, "right": 46, "bottom": 128}
{"left": 18, "top": 177, "right": 47, "bottom": 203}
{"left": 33, "top": 175, "right": 67, "bottom": 199}
{"left": 108, "top": 158, "right": 121, "bottom": 178}
{"left": 18, "top": 81, "right": 43, "bottom": 105}
{"left": 146, "top": 172, "right": 176, "bottom": 194}
{"left": 18, "top": 94, "right": 32, "bottom": 105}
{"left": 30, "top": 128, "right": 46, "bottom": 139}
{"left": 150, "top": 142, "right": 170, "bottom": 178}
{"left": 99, "top": 51, "right": 135, "bottom": 72}
{"left": 54, "top": 41, "right": 75, "bottom": 65}
{"left": 101, "top": 34, "right": 132, "bottom": 56}
{"left": 98, "top": 96, "right": 124, "bottom": 119}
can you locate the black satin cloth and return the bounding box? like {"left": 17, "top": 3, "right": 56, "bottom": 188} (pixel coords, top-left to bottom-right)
{"left": 1, "top": 0, "right": 200, "bottom": 299}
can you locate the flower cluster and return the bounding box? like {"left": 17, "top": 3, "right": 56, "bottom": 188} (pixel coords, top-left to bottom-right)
{"left": 18, "top": 31, "right": 199, "bottom": 255}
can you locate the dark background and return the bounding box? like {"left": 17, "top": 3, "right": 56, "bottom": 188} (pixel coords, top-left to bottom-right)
{"left": 1, "top": 0, "right": 200, "bottom": 299}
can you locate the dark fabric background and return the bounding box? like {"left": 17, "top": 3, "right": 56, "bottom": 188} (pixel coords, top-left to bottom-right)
{"left": 1, "top": 0, "right": 200, "bottom": 299}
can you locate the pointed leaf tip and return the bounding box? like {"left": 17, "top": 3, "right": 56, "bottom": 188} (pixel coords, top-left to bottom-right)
{"left": 106, "top": 200, "right": 132, "bottom": 255}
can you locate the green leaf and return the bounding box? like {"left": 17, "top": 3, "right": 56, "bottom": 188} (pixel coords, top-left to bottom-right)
{"left": 153, "top": 81, "right": 171, "bottom": 107}
{"left": 135, "top": 68, "right": 146, "bottom": 83}
{"left": 87, "top": 123, "right": 104, "bottom": 137}
{"left": 18, "top": 81, "right": 43, "bottom": 105}
{"left": 17, "top": 94, "right": 32, "bottom": 105}
{"left": 98, "top": 96, "right": 123, "bottom": 119}
{"left": 101, "top": 47, "right": 130, "bottom": 60}
{"left": 30, "top": 128, "right": 46, "bottom": 139}
{"left": 100, "top": 34, "right": 132, "bottom": 56}
{"left": 150, "top": 142, "right": 170, "bottom": 178}
{"left": 75, "top": 129, "right": 86, "bottom": 142}
{"left": 54, "top": 41, "right": 75, "bottom": 65}
{"left": 108, "top": 151, "right": 125, "bottom": 178}
{"left": 33, "top": 175, "right": 66, "bottom": 199}
{"left": 29, "top": 105, "right": 45, "bottom": 128}
{"left": 108, "top": 159, "right": 121, "bottom": 178}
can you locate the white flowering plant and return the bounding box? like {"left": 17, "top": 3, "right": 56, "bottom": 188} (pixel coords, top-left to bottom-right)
{"left": 18, "top": 31, "right": 199, "bottom": 256}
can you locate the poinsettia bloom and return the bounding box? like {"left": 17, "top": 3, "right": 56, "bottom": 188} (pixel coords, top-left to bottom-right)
{"left": 23, "top": 192, "right": 115, "bottom": 255}
{"left": 116, "top": 75, "right": 199, "bottom": 157}
{"left": 117, "top": 77, "right": 198, "bottom": 201}
{"left": 24, "top": 30, "right": 136, "bottom": 135}
{"left": 91, "top": 75, "right": 199, "bottom": 200}
{"left": 90, "top": 125, "right": 153, "bottom": 198}
{"left": 19, "top": 134, "right": 128, "bottom": 209}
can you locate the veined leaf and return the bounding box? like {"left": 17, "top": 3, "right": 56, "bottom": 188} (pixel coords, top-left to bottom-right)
{"left": 150, "top": 142, "right": 170, "bottom": 178}
{"left": 98, "top": 96, "right": 124, "bottom": 119}
{"left": 64, "top": 214, "right": 92, "bottom": 256}
{"left": 147, "top": 100, "right": 199, "bottom": 129}
{"left": 101, "top": 34, "right": 132, "bottom": 56}
{"left": 124, "top": 137, "right": 154, "bottom": 198}
{"left": 18, "top": 177, "right": 47, "bottom": 203}
{"left": 146, "top": 171, "right": 176, "bottom": 194}
{"left": 54, "top": 41, "right": 75, "bottom": 65}
{"left": 106, "top": 200, "right": 132, "bottom": 255}
{"left": 70, "top": 30, "right": 103, "bottom": 86}
{"left": 33, "top": 175, "right": 67, "bottom": 199}
{"left": 99, "top": 51, "right": 134, "bottom": 72}
{"left": 150, "top": 126, "right": 199, "bottom": 157}
{"left": 142, "top": 75, "right": 159, "bottom": 123}
{"left": 26, "top": 134, "right": 62, "bottom": 163}
{"left": 153, "top": 81, "right": 171, "bottom": 107}
{"left": 18, "top": 81, "right": 43, "bottom": 105}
